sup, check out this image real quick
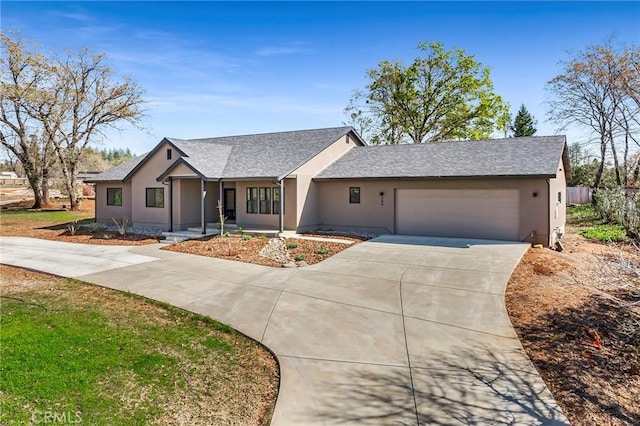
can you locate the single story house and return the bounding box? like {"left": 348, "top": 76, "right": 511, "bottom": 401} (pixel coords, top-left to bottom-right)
{"left": 89, "top": 126, "right": 569, "bottom": 246}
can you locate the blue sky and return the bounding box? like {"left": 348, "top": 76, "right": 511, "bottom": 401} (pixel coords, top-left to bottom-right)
{"left": 2, "top": 1, "right": 639, "bottom": 154}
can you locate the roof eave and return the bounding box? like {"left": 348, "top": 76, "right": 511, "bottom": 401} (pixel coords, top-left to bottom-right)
{"left": 313, "top": 174, "right": 557, "bottom": 181}
{"left": 85, "top": 179, "right": 127, "bottom": 184}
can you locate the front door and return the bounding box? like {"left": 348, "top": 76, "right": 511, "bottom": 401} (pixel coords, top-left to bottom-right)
{"left": 224, "top": 188, "right": 236, "bottom": 220}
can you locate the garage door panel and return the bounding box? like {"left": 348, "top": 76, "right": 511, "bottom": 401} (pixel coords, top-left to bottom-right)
{"left": 395, "top": 189, "right": 519, "bottom": 240}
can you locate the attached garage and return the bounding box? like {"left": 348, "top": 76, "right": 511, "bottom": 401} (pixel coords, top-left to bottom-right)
{"left": 394, "top": 189, "right": 520, "bottom": 240}
{"left": 313, "top": 135, "right": 570, "bottom": 246}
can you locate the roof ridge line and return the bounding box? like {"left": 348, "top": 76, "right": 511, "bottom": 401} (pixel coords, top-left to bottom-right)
{"left": 169, "top": 126, "right": 353, "bottom": 143}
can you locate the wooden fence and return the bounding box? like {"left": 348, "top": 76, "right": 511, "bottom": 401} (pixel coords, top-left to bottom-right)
{"left": 0, "top": 178, "right": 28, "bottom": 185}
{"left": 567, "top": 186, "right": 592, "bottom": 205}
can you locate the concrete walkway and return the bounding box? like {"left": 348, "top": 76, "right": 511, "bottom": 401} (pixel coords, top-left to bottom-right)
{"left": 0, "top": 235, "right": 568, "bottom": 425}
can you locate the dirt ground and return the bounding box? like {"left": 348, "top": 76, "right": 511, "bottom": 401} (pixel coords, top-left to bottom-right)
{"left": 506, "top": 233, "right": 640, "bottom": 425}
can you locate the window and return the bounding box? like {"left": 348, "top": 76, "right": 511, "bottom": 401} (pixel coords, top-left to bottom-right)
{"left": 145, "top": 188, "right": 164, "bottom": 208}
{"left": 246, "top": 187, "right": 258, "bottom": 214}
{"left": 349, "top": 187, "right": 361, "bottom": 204}
{"left": 106, "top": 188, "right": 122, "bottom": 206}
{"left": 259, "top": 187, "right": 271, "bottom": 214}
{"left": 272, "top": 187, "right": 282, "bottom": 215}
{"left": 166, "top": 149, "right": 172, "bottom": 160}
{"left": 557, "top": 192, "right": 562, "bottom": 203}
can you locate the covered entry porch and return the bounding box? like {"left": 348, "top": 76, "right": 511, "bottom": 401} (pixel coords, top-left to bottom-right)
{"left": 161, "top": 176, "right": 287, "bottom": 234}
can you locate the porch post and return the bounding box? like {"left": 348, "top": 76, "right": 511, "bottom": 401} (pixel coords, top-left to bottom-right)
{"left": 279, "top": 179, "right": 284, "bottom": 233}
{"left": 219, "top": 180, "right": 223, "bottom": 219}
{"left": 168, "top": 177, "right": 173, "bottom": 232}
{"left": 201, "top": 179, "right": 206, "bottom": 234}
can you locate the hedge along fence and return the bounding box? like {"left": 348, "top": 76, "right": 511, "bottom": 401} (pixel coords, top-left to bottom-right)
{"left": 594, "top": 187, "right": 640, "bottom": 238}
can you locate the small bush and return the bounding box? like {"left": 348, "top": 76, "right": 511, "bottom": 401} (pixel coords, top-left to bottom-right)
{"left": 67, "top": 219, "right": 79, "bottom": 236}
{"left": 580, "top": 224, "right": 628, "bottom": 242}
{"left": 286, "top": 242, "right": 298, "bottom": 249}
{"left": 111, "top": 217, "right": 130, "bottom": 236}
{"left": 593, "top": 187, "right": 640, "bottom": 238}
{"left": 242, "top": 234, "right": 253, "bottom": 240}
{"left": 294, "top": 255, "right": 306, "bottom": 262}
{"left": 315, "top": 247, "right": 329, "bottom": 255}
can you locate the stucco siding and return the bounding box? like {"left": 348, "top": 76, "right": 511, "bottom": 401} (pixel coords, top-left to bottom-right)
{"left": 95, "top": 182, "right": 132, "bottom": 223}
{"left": 177, "top": 179, "right": 201, "bottom": 229}
{"left": 291, "top": 133, "right": 358, "bottom": 228}
{"left": 130, "top": 142, "right": 175, "bottom": 229}
{"left": 549, "top": 158, "right": 568, "bottom": 243}
{"left": 168, "top": 162, "right": 198, "bottom": 177}
{"left": 315, "top": 179, "right": 551, "bottom": 244}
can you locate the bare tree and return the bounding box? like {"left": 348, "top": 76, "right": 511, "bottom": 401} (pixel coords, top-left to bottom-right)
{"left": 547, "top": 40, "right": 640, "bottom": 188}
{"left": 1, "top": 31, "right": 145, "bottom": 210}
{"left": 0, "top": 33, "right": 55, "bottom": 208}
{"left": 33, "top": 49, "right": 144, "bottom": 209}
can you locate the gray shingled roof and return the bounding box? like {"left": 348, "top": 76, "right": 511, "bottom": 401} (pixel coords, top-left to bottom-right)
{"left": 315, "top": 136, "right": 568, "bottom": 179}
{"left": 90, "top": 127, "right": 356, "bottom": 182}
{"left": 168, "top": 126, "right": 354, "bottom": 179}
{"left": 86, "top": 154, "right": 147, "bottom": 182}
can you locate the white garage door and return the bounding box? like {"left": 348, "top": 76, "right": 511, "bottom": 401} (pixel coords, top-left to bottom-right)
{"left": 395, "top": 189, "right": 520, "bottom": 241}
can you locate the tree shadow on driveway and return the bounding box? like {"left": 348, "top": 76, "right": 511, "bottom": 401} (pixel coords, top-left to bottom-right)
{"left": 315, "top": 349, "right": 568, "bottom": 425}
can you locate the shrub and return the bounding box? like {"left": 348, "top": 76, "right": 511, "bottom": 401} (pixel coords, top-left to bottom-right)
{"left": 111, "top": 217, "right": 130, "bottom": 236}
{"left": 294, "top": 255, "right": 306, "bottom": 262}
{"left": 315, "top": 247, "right": 329, "bottom": 255}
{"left": 242, "top": 234, "right": 253, "bottom": 241}
{"left": 593, "top": 188, "right": 640, "bottom": 239}
{"left": 286, "top": 242, "right": 298, "bottom": 249}
{"left": 67, "top": 219, "right": 79, "bottom": 236}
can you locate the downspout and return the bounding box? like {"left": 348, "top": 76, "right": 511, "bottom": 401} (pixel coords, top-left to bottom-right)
{"left": 279, "top": 179, "right": 284, "bottom": 233}
{"left": 169, "top": 177, "right": 173, "bottom": 232}
{"left": 94, "top": 184, "right": 97, "bottom": 223}
{"left": 201, "top": 179, "right": 206, "bottom": 234}
{"left": 546, "top": 178, "right": 551, "bottom": 247}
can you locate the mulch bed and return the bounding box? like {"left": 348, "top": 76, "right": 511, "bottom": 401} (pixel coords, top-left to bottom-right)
{"left": 163, "top": 234, "right": 360, "bottom": 267}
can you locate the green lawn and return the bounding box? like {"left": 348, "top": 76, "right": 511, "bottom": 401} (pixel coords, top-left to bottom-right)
{"left": 567, "top": 204, "right": 628, "bottom": 242}
{"left": 0, "top": 208, "right": 93, "bottom": 228}
{"left": 0, "top": 271, "right": 277, "bottom": 425}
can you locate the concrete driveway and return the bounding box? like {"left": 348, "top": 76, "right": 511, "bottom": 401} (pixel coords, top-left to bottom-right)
{"left": 0, "top": 235, "right": 568, "bottom": 425}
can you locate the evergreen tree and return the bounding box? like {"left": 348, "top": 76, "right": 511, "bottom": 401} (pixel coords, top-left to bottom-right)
{"left": 510, "top": 104, "right": 537, "bottom": 137}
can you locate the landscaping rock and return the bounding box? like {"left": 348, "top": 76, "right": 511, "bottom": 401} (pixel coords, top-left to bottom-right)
{"left": 259, "top": 238, "right": 291, "bottom": 264}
